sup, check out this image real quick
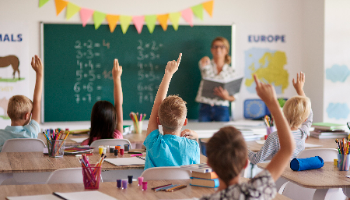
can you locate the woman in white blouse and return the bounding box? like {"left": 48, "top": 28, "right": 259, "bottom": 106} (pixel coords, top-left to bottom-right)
{"left": 195, "top": 37, "right": 236, "bottom": 122}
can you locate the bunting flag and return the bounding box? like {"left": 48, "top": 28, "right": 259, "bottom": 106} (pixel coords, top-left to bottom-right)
{"left": 42, "top": 0, "right": 215, "bottom": 33}
{"left": 145, "top": 15, "right": 157, "bottom": 34}
{"left": 39, "top": 0, "right": 50, "bottom": 7}
{"left": 66, "top": 2, "right": 80, "bottom": 20}
{"left": 202, "top": 0, "right": 214, "bottom": 17}
{"left": 132, "top": 16, "right": 145, "bottom": 34}
{"left": 93, "top": 11, "right": 106, "bottom": 30}
{"left": 157, "top": 14, "right": 169, "bottom": 31}
{"left": 106, "top": 15, "right": 119, "bottom": 33}
{"left": 80, "top": 8, "right": 94, "bottom": 27}
{"left": 169, "top": 12, "right": 181, "bottom": 31}
{"left": 191, "top": 4, "right": 203, "bottom": 20}
{"left": 181, "top": 8, "right": 193, "bottom": 27}
{"left": 120, "top": 15, "right": 132, "bottom": 34}
{"left": 54, "top": 0, "right": 68, "bottom": 16}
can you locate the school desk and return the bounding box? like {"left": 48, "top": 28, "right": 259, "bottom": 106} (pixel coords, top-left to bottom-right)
{"left": 0, "top": 179, "right": 291, "bottom": 200}
{"left": 257, "top": 162, "right": 350, "bottom": 200}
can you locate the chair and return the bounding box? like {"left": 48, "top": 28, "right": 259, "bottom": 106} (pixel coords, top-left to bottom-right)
{"left": 46, "top": 168, "right": 83, "bottom": 184}
{"left": 2, "top": 138, "right": 46, "bottom": 152}
{"left": 280, "top": 148, "right": 344, "bottom": 200}
{"left": 141, "top": 167, "right": 191, "bottom": 181}
{"left": 90, "top": 139, "right": 132, "bottom": 150}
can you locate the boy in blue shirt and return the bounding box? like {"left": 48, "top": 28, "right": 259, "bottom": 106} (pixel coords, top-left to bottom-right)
{"left": 144, "top": 53, "right": 200, "bottom": 170}
{"left": 0, "top": 55, "right": 43, "bottom": 151}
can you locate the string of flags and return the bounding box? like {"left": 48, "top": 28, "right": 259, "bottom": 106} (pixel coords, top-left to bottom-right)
{"left": 39, "top": 0, "right": 214, "bottom": 34}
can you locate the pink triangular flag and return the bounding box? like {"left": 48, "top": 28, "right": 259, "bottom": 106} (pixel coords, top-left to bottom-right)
{"left": 80, "top": 8, "right": 94, "bottom": 27}
{"left": 182, "top": 8, "right": 193, "bottom": 27}
{"left": 132, "top": 16, "right": 145, "bottom": 34}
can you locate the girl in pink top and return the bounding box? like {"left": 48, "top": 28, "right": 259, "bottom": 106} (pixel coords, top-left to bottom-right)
{"left": 81, "top": 59, "right": 124, "bottom": 146}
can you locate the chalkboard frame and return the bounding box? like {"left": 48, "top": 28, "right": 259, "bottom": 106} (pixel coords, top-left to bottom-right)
{"left": 40, "top": 22, "right": 235, "bottom": 123}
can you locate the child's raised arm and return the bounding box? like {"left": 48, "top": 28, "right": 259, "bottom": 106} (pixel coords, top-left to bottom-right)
{"left": 292, "top": 72, "right": 306, "bottom": 96}
{"left": 254, "top": 75, "right": 295, "bottom": 181}
{"left": 31, "top": 55, "right": 43, "bottom": 123}
{"left": 112, "top": 59, "right": 123, "bottom": 133}
{"left": 146, "top": 53, "right": 182, "bottom": 136}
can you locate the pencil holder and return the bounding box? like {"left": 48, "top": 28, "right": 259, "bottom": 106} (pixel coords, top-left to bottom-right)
{"left": 266, "top": 126, "right": 276, "bottom": 135}
{"left": 133, "top": 121, "right": 143, "bottom": 134}
{"left": 82, "top": 164, "right": 101, "bottom": 189}
{"left": 47, "top": 140, "right": 65, "bottom": 158}
{"left": 338, "top": 154, "right": 350, "bottom": 171}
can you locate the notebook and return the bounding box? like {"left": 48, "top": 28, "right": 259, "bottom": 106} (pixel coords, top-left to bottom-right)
{"left": 69, "top": 137, "right": 88, "bottom": 143}
{"left": 105, "top": 157, "right": 145, "bottom": 166}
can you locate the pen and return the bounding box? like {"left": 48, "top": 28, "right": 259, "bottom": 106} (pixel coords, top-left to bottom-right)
{"left": 152, "top": 183, "right": 172, "bottom": 190}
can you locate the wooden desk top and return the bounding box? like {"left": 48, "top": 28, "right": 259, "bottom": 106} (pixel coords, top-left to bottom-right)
{"left": 201, "top": 137, "right": 337, "bottom": 152}
{"left": 0, "top": 179, "right": 290, "bottom": 200}
{"left": 257, "top": 162, "right": 350, "bottom": 189}
{"left": 0, "top": 152, "right": 207, "bottom": 173}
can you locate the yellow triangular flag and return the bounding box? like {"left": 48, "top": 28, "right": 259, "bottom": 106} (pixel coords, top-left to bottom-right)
{"left": 169, "top": 12, "right": 181, "bottom": 31}
{"left": 106, "top": 15, "right": 119, "bottom": 33}
{"left": 55, "top": 0, "right": 68, "bottom": 16}
{"left": 66, "top": 2, "right": 80, "bottom": 20}
{"left": 157, "top": 14, "right": 169, "bottom": 31}
{"left": 120, "top": 15, "right": 132, "bottom": 34}
{"left": 202, "top": 0, "right": 214, "bottom": 17}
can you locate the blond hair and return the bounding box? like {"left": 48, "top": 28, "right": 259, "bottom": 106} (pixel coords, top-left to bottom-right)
{"left": 7, "top": 95, "right": 33, "bottom": 121}
{"left": 283, "top": 96, "right": 311, "bottom": 129}
{"left": 158, "top": 95, "right": 187, "bottom": 132}
{"left": 211, "top": 37, "right": 231, "bottom": 64}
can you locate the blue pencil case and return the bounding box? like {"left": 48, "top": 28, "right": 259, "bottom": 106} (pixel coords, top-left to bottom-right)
{"left": 290, "top": 156, "right": 324, "bottom": 171}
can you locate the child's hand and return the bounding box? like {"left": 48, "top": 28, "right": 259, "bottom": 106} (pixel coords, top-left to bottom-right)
{"left": 31, "top": 55, "right": 43, "bottom": 76}
{"left": 181, "top": 129, "right": 198, "bottom": 141}
{"left": 200, "top": 56, "right": 210, "bottom": 68}
{"left": 112, "top": 59, "right": 122, "bottom": 79}
{"left": 165, "top": 53, "right": 182, "bottom": 75}
{"left": 254, "top": 74, "right": 277, "bottom": 106}
{"left": 292, "top": 72, "right": 305, "bottom": 96}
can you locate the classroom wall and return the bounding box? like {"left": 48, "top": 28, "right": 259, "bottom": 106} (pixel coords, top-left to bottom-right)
{"left": 324, "top": 0, "right": 350, "bottom": 124}
{"left": 0, "top": 0, "right": 327, "bottom": 126}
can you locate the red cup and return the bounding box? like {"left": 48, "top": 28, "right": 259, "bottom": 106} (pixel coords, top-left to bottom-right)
{"left": 120, "top": 149, "right": 124, "bottom": 156}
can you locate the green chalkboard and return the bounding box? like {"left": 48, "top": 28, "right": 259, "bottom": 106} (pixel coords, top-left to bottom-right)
{"left": 43, "top": 24, "right": 231, "bottom": 122}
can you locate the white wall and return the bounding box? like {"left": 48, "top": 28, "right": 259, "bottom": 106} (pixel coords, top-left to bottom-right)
{"left": 0, "top": 0, "right": 327, "bottom": 127}
{"left": 324, "top": 0, "right": 350, "bottom": 124}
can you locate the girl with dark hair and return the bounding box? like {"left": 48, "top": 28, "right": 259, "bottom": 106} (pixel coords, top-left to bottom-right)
{"left": 81, "top": 59, "right": 123, "bottom": 145}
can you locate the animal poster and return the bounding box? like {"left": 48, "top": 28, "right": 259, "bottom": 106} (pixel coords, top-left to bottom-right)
{"left": 0, "top": 22, "right": 30, "bottom": 128}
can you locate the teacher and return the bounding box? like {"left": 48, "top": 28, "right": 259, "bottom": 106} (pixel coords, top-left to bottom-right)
{"left": 195, "top": 37, "right": 235, "bottom": 122}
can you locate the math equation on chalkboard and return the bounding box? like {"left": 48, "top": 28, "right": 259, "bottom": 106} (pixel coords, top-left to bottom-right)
{"left": 136, "top": 40, "right": 163, "bottom": 104}
{"left": 73, "top": 39, "right": 110, "bottom": 104}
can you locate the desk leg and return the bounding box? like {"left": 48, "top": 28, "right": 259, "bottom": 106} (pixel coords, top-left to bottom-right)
{"left": 313, "top": 188, "right": 345, "bottom": 200}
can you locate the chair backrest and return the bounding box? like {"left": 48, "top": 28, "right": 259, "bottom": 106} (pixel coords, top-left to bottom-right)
{"left": 90, "top": 139, "right": 132, "bottom": 150}
{"left": 2, "top": 138, "right": 46, "bottom": 152}
{"left": 141, "top": 167, "right": 191, "bottom": 181}
{"left": 297, "top": 148, "right": 338, "bottom": 162}
{"left": 46, "top": 168, "right": 83, "bottom": 184}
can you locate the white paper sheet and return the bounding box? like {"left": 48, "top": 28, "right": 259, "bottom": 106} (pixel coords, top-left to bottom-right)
{"left": 7, "top": 194, "right": 60, "bottom": 200}
{"left": 54, "top": 191, "right": 117, "bottom": 200}
{"left": 256, "top": 140, "right": 266, "bottom": 144}
{"left": 105, "top": 157, "right": 145, "bottom": 166}
{"left": 69, "top": 137, "right": 88, "bottom": 143}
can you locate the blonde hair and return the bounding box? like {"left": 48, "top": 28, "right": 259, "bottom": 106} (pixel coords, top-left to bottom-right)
{"left": 211, "top": 37, "right": 231, "bottom": 65}
{"left": 158, "top": 95, "right": 187, "bottom": 132}
{"left": 283, "top": 96, "right": 311, "bottom": 129}
{"left": 7, "top": 95, "right": 33, "bottom": 120}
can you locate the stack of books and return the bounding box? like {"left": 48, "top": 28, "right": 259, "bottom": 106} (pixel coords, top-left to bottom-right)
{"left": 310, "top": 122, "right": 349, "bottom": 139}
{"left": 181, "top": 164, "right": 219, "bottom": 188}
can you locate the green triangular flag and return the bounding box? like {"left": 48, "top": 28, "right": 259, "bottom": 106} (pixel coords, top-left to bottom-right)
{"left": 93, "top": 11, "right": 106, "bottom": 30}
{"left": 39, "top": 0, "right": 50, "bottom": 8}
{"left": 120, "top": 15, "right": 132, "bottom": 34}
{"left": 66, "top": 2, "right": 80, "bottom": 20}
{"left": 169, "top": 12, "right": 181, "bottom": 31}
{"left": 191, "top": 4, "right": 203, "bottom": 20}
{"left": 145, "top": 15, "right": 157, "bottom": 34}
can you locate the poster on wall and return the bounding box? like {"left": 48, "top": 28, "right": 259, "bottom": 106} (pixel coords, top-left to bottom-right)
{"left": 234, "top": 24, "right": 302, "bottom": 120}
{"left": 0, "top": 22, "right": 30, "bottom": 128}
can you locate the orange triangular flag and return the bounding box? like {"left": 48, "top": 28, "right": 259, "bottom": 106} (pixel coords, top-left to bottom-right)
{"left": 202, "top": 0, "right": 214, "bottom": 17}
{"left": 55, "top": 0, "right": 68, "bottom": 16}
{"left": 106, "top": 14, "right": 119, "bottom": 33}
{"left": 157, "top": 14, "right": 169, "bottom": 31}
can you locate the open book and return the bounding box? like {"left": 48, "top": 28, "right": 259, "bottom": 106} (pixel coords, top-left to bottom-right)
{"left": 201, "top": 76, "right": 243, "bottom": 99}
